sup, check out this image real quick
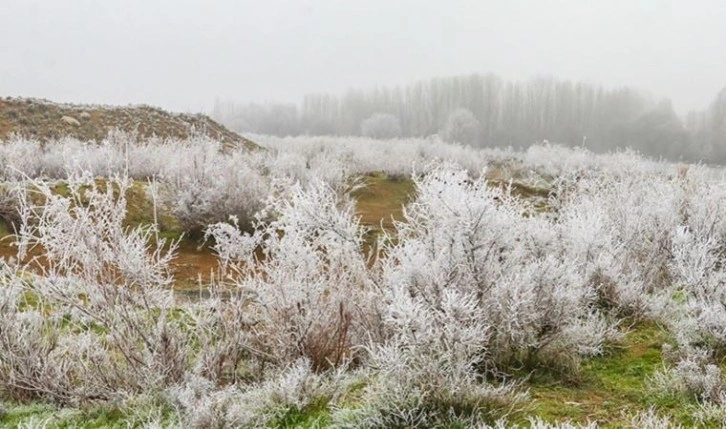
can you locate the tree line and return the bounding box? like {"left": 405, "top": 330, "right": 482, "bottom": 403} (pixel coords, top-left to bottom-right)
{"left": 212, "top": 73, "right": 726, "bottom": 162}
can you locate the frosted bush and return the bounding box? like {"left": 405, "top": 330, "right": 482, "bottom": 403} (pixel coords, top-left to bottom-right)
{"left": 475, "top": 412, "right": 675, "bottom": 428}
{"left": 0, "top": 136, "right": 46, "bottom": 179}
{"left": 170, "top": 359, "right": 354, "bottom": 428}
{"left": 0, "top": 131, "right": 700, "bottom": 189}
{"left": 440, "top": 108, "right": 481, "bottom": 146}
{"left": 638, "top": 411, "right": 683, "bottom": 428}
{"left": 377, "top": 165, "right": 615, "bottom": 374}
{"left": 206, "top": 179, "right": 378, "bottom": 372}
{"left": 0, "top": 173, "right": 196, "bottom": 404}
{"left": 555, "top": 170, "right": 683, "bottom": 318}
{"left": 521, "top": 419, "right": 597, "bottom": 429}
{"left": 16, "top": 172, "right": 177, "bottom": 291}
{"left": 333, "top": 335, "right": 524, "bottom": 428}
{"left": 156, "top": 137, "right": 269, "bottom": 233}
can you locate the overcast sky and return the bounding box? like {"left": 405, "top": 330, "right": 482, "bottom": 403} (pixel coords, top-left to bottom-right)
{"left": 1, "top": 0, "right": 724, "bottom": 114}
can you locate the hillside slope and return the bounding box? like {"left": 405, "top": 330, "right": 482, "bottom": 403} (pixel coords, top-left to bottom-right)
{"left": 0, "top": 97, "right": 257, "bottom": 150}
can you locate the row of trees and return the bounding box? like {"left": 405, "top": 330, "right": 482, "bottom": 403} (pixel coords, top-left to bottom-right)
{"left": 212, "top": 74, "right": 726, "bottom": 162}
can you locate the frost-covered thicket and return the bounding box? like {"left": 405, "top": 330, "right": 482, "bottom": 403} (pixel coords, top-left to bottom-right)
{"left": 0, "top": 132, "right": 497, "bottom": 233}
{"left": 1, "top": 174, "right": 184, "bottom": 404}
{"left": 5, "top": 131, "right": 726, "bottom": 425}
{"left": 377, "top": 167, "right": 617, "bottom": 375}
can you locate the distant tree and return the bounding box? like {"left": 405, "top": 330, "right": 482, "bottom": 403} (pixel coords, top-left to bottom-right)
{"left": 440, "top": 108, "right": 481, "bottom": 146}
{"left": 710, "top": 87, "right": 726, "bottom": 161}
{"left": 360, "top": 113, "right": 402, "bottom": 139}
{"left": 684, "top": 110, "right": 710, "bottom": 160}
{"left": 223, "top": 72, "right": 699, "bottom": 157}
{"left": 258, "top": 103, "right": 300, "bottom": 136}
{"left": 627, "top": 100, "right": 689, "bottom": 159}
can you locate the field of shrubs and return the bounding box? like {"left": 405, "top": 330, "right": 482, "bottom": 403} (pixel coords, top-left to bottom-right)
{"left": 2, "top": 132, "right": 726, "bottom": 427}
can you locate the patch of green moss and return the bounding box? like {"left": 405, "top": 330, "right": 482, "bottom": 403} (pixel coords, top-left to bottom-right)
{"left": 522, "top": 323, "right": 700, "bottom": 427}
{"left": 269, "top": 397, "right": 332, "bottom": 428}
{"left": 18, "top": 290, "right": 48, "bottom": 312}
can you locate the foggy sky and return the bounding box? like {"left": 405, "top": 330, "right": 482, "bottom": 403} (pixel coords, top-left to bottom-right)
{"left": 1, "top": 0, "right": 724, "bottom": 114}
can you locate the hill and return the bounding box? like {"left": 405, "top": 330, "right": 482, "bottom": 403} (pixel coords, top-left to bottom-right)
{"left": 0, "top": 96, "right": 258, "bottom": 150}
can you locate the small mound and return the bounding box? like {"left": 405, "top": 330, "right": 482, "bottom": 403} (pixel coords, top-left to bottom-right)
{"left": 0, "top": 96, "right": 259, "bottom": 150}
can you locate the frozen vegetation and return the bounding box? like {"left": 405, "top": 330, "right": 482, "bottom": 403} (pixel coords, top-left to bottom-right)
{"left": 2, "top": 132, "right": 726, "bottom": 426}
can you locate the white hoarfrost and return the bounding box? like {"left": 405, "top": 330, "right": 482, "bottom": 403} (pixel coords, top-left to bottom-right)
{"left": 3, "top": 131, "right": 726, "bottom": 425}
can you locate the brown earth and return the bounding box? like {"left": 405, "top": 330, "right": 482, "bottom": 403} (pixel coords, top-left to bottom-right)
{"left": 0, "top": 97, "right": 258, "bottom": 150}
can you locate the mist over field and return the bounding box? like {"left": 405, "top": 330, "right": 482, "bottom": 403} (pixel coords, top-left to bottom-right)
{"left": 2, "top": 0, "right": 726, "bottom": 161}
{"left": 3, "top": 1, "right": 726, "bottom": 427}
{"left": 213, "top": 73, "right": 726, "bottom": 162}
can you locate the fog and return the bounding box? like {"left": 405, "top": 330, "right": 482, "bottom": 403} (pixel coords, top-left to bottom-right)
{"left": 1, "top": 0, "right": 725, "bottom": 114}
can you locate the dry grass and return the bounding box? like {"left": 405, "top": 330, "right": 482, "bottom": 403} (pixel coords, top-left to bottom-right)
{"left": 352, "top": 173, "right": 415, "bottom": 231}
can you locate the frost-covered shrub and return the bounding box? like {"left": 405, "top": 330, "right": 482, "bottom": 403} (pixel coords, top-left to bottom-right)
{"left": 157, "top": 138, "right": 270, "bottom": 234}
{"left": 5, "top": 132, "right": 726, "bottom": 422}
{"left": 476, "top": 412, "right": 675, "bottom": 428}
{"left": 649, "top": 358, "right": 726, "bottom": 426}
{"left": 517, "top": 419, "right": 597, "bottom": 429}
{"left": 377, "top": 165, "right": 615, "bottom": 377}
{"left": 0, "top": 276, "right": 95, "bottom": 404}
{"left": 206, "top": 179, "right": 378, "bottom": 372}
{"left": 627, "top": 408, "right": 683, "bottom": 429}
{"left": 555, "top": 170, "right": 683, "bottom": 318}
{"left": 652, "top": 168, "right": 726, "bottom": 410}
{"left": 169, "top": 359, "right": 355, "bottom": 428}
{"left": 0, "top": 133, "right": 273, "bottom": 236}
{"left": 16, "top": 173, "right": 177, "bottom": 290}
{"left": 0, "top": 173, "right": 193, "bottom": 404}
{"left": 333, "top": 336, "right": 524, "bottom": 428}
{"left": 254, "top": 134, "right": 493, "bottom": 179}
{"left": 0, "top": 137, "right": 46, "bottom": 179}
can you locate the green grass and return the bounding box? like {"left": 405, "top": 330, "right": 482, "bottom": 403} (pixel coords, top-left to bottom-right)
{"left": 269, "top": 397, "right": 332, "bottom": 428}
{"left": 520, "top": 323, "right": 701, "bottom": 427}
{"left": 2, "top": 403, "right": 156, "bottom": 428}
{"left": 2, "top": 392, "right": 179, "bottom": 428}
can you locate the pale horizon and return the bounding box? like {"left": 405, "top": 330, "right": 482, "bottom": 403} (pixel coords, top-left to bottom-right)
{"left": 1, "top": 0, "right": 724, "bottom": 115}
